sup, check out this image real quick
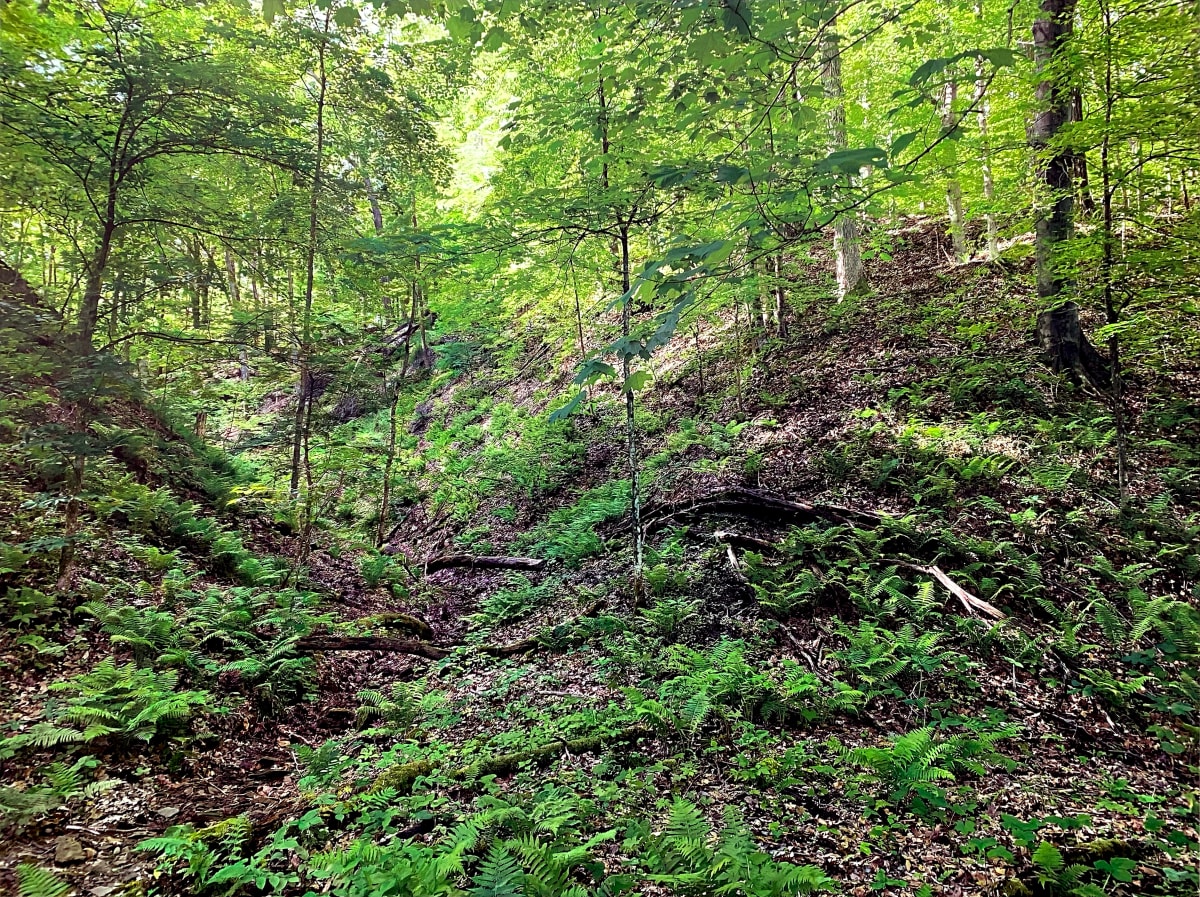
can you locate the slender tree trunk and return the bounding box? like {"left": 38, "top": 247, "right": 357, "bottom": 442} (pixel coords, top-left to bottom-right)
{"left": 1031, "top": 0, "right": 1078, "bottom": 302}
{"left": 225, "top": 247, "right": 249, "bottom": 380}
{"left": 376, "top": 383, "right": 401, "bottom": 548}
{"left": 1070, "top": 89, "right": 1096, "bottom": 216}
{"left": 820, "top": 14, "right": 866, "bottom": 299}
{"left": 1098, "top": 0, "right": 1127, "bottom": 501}
{"left": 189, "top": 238, "right": 203, "bottom": 329}
{"left": 291, "top": 8, "right": 330, "bottom": 498}
{"left": 772, "top": 254, "right": 788, "bottom": 336}
{"left": 363, "top": 172, "right": 392, "bottom": 319}
{"left": 973, "top": 7, "right": 999, "bottom": 261}
{"left": 597, "top": 69, "right": 644, "bottom": 594}
{"left": 619, "top": 224, "right": 644, "bottom": 591}
{"left": 940, "top": 80, "right": 968, "bottom": 262}
{"left": 78, "top": 222, "right": 115, "bottom": 350}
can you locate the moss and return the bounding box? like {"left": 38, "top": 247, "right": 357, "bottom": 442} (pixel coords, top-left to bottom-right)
{"left": 369, "top": 758, "right": 434, "bottom": 794}
{"left": 1001, "top": 882, "right": 1033, "bottom": 897}
{"left": 193, "top": 814, "right": 252, "bottom": 844}
{"left": 359, "top": 612, "right": 434, "bottom": 640}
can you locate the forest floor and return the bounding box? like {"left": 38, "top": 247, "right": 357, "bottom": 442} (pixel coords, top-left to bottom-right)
{"left": 1, "top": 219, "right": 1197, "bottom": 897}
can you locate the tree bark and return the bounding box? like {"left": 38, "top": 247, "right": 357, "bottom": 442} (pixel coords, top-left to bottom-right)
{"left": 296, "top": 635, "right": 450, "bottom": 659}
{"left": 78, "top": 223, "right": 115, "bottom": 351}
{"left": 820, "top": 14, "right": 866, "bottom": 299}
{"left": 940, "top": 80, "right": 968, "bottom": 262}
{"left": 637, "top": 486, "right": 880, "bottom": 535}
{"left": 1036, "top": 301, "right": 1110, "bottom": 389}
{"left": 1031, "top": 0, "right": 1078, "bottom": 301}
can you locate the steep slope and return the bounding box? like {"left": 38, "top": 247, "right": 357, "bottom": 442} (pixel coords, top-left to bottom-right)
{"left": 1, "top": 224, "right": 1197, "bottom": 897}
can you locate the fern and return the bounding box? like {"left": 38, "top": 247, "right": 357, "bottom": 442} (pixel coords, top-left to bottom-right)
{"left": 845, "top": 724, "right": 1019, "bottom": 804}
{"left": 16, "top": 865, "right": 70, "bottom": 897}
{"left": 471, "top": 844, "right": 524, "bottom": 897}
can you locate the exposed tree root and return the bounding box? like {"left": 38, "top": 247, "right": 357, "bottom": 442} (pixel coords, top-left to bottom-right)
{"left": 369, "top": 725, "right": 654, "bottom": 794}
{"left": 652, "top": 496, "right": 1003, "bottom": 620}
{"left": 420, "top": 554, "right": 547, "bottom": 573}
{"left": 296, "top": 601, "right": 606, "bottom": 660}
{"left": 638, "top": 487, "right": 879, "bottom": 535}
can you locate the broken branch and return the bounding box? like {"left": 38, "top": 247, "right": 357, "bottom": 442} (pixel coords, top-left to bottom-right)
{"left": 421, "top": 554, "right": 547, "bottom": 573}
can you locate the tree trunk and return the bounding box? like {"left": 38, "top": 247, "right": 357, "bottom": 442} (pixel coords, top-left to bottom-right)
{"left": 363, "top": 172, "right": 391, "bottom": 319}
{"left": 420, "top": 554, "right": 546, "bottom": 573}
{"left": 1098, "top": 0, "right": 1127, "bottom": 500}
{"left": 77, "top": 226, "right": 114, "bottom": 350}
{"left": 1036, "top": 301, "right": 1110, "bottom": 390}
{"left": 820, "top": 14, "right": 866, "bottom": 299}
{"left": 1031, "top": 0, "right": 1078, "bottom": 301}
{"left": 940, "top": 80, "right": 968, "bottom": 262}
{"left": 973, "top": 22, "right": 999, "bottom": 261}
{"left": 772, "top": 253, "right": 788, "bottom": 337}
{"left": 290, "top": 8, "right": 330, "bottom": 498}
{"left": 619, "top": 224, "right": 645, "bottom": 593}
{"left": 376, "top": 382, "right": 401, "bottom": 548}
{"left": 225, "top": 247, "right": 249, "bottom": 380}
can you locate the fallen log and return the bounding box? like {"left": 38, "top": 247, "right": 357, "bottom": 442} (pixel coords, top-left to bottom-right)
{"left": 638, "top": 487, "right": 879, "bottom": 535}
{"left": 370, "top": 724, "right": 654, "bottom": 794}
{"left": 295, "top": 635, "right": 451, "bottom": 660}
{"left": 421, "top": 554, "right": 547, "bottom": 573}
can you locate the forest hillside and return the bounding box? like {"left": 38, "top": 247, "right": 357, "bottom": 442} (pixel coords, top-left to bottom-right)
{"left": 1, "top": 1, "right": 1198, "bottom": 896}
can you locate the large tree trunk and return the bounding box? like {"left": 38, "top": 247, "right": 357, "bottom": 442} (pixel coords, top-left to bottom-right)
{"left": 1036, "top": 301, "right": 1110, "bottom": 390}
{"left": 1030, "top": 0, "right": 1078, "bottom": 302}
{"left": 820, "top": 14, "right": 866, "bottom": 299}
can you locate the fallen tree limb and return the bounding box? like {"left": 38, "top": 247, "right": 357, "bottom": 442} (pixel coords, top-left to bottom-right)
{"left": 370, "top": 725, "right": 654, "bottom": 794}
{"left": 295, "top": 635, "right": 452, "bottom": 659}
{"left": 881, "top": 558, "right": 1005, "bottom": 619}
{"left": 421, "top": 554, "right": 547, "bottom": 573}
{"left": 713, "top": 530, "right": 782, "bottom": 553}
{"left": 638, "top": 487, "right": 879, "bottom": 535}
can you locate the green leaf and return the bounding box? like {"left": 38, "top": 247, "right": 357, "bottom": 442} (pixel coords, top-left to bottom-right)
{"left": 719, "top": 0, "right": 752, "bottom": 37}
{"left": 818, "top": 146, "right": 888, "bottom": 174}
{"left": 482, "top": 27, "right": 508, "bottom": 50}
{"left": 980, "top": 47, "right": 1018, "bottom": 67}
{"left": 890, "top": 131, "right": 919, "bottom": 160}
{"left": 262, "top": 0, "right": 285, "bottom": 22}
{"left": 332, "top": 5, "right": 359, "bottom": 27}
{"left": 1094, "top": 857, "right": 1137, "bottom": 883}
{"left": 549, "top": 391, "right": 586, "bottom": 423}
{"left": 622, "top": 370, "right": 652, "bottom": 394}
{"left": 715, "top": 164, "right": 750, "bottom": 185}
{"left": 446, "top": 5, "right": 476, "bottom": 40}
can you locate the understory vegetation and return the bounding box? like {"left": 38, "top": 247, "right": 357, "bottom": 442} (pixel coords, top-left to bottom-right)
{"left": 1, "top": 0, "right": 1197, "bottom": 895}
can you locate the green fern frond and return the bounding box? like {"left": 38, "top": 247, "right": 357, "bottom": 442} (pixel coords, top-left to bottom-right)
{"left": 470, "top": 844, "right": 524, "bottom": 897}
{"left": 16, "top": 865, "right": 70, "bottom": 897}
